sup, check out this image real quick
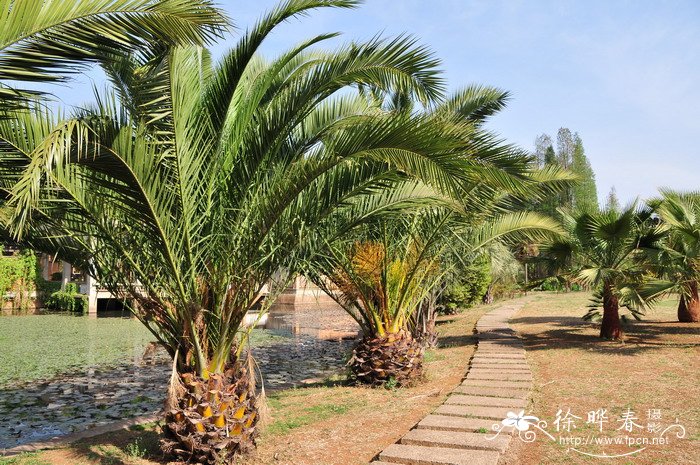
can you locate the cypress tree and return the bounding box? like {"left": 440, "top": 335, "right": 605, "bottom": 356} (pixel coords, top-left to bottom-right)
{"left": 571, "top": 134, "right": 598, "bottom": 212}
{"left": 605, "top": 186, "right": 621, "bottom": 212}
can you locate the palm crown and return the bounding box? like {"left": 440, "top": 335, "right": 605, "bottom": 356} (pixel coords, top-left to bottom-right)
{"left": 0, "top": 0, "right": 228, "bottom": 113}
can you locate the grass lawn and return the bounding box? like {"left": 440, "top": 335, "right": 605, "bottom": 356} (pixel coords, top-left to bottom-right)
{"left": 0, "top": 313, "right": 287, "bottom": 388}
{"left": 0, "top": 301, "right": 496, "bottom": 465}
{"left": 503, "top": 292, "right": 700, "bottom": 465}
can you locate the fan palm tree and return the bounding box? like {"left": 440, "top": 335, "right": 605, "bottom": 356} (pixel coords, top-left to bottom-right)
{"left": 0, "top": 0, "right": 228, "bottom": 113}
{"left": 546, "top": 205, "right": 651, "bottom": 340}
{"left": 643, "top": 190, "right": 700, "bottom": 322}
{"left": 0, "top": 0, "right": 515, "bottom": 460}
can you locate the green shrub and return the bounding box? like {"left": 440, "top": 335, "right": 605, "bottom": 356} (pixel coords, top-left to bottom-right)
{"left": 125, "top": 438, "right": 147, "bottom": 459}
{"left": 438, "top": 259, "right": 491, "bottom": 314}
{"left": 0, "top": 248, "right": 39, "bottom": 313}
{"left": 45, "top": 283, "right": 87, "bottom": 314}
{"left": 540, "top": 276, "right": 562, "bottom": 291}
{"left": 489, "top": 280, "right": 520, "bottom": 300}
{"left": 36, "top": 279, "right": 61, "bottom": 296}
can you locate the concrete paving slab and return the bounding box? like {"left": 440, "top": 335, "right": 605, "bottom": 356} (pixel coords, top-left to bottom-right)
{"left": 401, "top": 429, "right": 510, "bottom": 453}
{"left": 453, "top": 385, "right": 529, "bottom": 399}
{"left": 380, "top": 444, "right": 501, "bottom": 465}
{"left": 416, "top": 414, "right": 506, "bottom": 433}
{"left": 467, "top": 372, "right": 532, "bottom": 381}
{"left": 472, "top": 364, "right": 529, "bottom": 370}
{"left": 444, "top": 394, "right": 527, "bottom": 408}
{"left": 461, "top": 379, "right": 531, "bottom": 389}
{"left": 434, "top": 404, "right": 514, "bottom": 420}
{"left": 470, "top": 357, "right": 527, "bottom": 364}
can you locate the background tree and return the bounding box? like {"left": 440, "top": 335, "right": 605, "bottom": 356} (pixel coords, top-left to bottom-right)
{"left": 534, "top": 133, "right": 553, "bottom": 166}
{"left": 534, "top": 142, "right": 560, "bottom": 219}
{"left": 606, "top": 186, "right": 621, "bottom": 212}
{"left": 533, "top": 129, "right": 598, "bottom": 217}
{"left": 482, "top": 242, "right": 523, "bottom": 302}
{"left": 571, "top": 134, "right": 598, "bottom": 212}
{"left": 556, "top": 128, "right": 574, "bottom": 168}
{"left": 437, "top": 256, "right": 490, "bottom": 313}
{"left": 528, "top": 128, "right": 599, "bottom": 286}
{"left": 545, "top": 205, "right": 651, "bottom": 339}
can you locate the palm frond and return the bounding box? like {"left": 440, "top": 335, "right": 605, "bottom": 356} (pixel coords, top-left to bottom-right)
{"left": 0, "top": 0, "right": 228, "bottom": 111}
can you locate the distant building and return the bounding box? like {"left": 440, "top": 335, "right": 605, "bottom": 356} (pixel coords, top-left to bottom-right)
{"left": 4, "top": 244, "right": 334, "bottom": 316}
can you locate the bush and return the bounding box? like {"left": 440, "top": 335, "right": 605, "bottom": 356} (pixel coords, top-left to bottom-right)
{"left": 0, "top": 248, "right": 39, "bottom": 313}
{"left": 438, "top": 259, "right": 491, "bottom": 314}
{"left": 489, "top": 280, "right": 521, "bottom": 300}
{"left": 45, "top": 283, "right": 87, "bottom": 314}
{"left": 540, "top": 277, "right": 562, "bottom": 291}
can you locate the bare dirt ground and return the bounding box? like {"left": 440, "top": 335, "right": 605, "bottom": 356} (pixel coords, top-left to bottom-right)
{"left": 0, "top": 301, "right": 496, "bottom": 465}
{"left": 501, "top": 292, "right": 700, "bottom": 465}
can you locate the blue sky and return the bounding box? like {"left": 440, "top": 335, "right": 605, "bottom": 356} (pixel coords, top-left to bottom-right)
{"left": 59, "top": 0, "right": 700, "bottom": 203}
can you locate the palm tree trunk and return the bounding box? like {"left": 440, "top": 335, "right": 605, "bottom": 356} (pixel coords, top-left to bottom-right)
{"left": 600, "top": 282, "right": 622, "bottom": 340}
{"left": 162, "top": 356, "right": 258, "bottom": 464}
{"left": 678, "top": 281, "right": 700, "bottom": 323}
{"left": 350, "top": 331, "right": 424, "bottom": 386}
{"left": 482, "top": 284, "right": 494, "bottom": 304}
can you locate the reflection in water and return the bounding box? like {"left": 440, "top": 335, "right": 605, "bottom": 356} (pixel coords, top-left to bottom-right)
{"left": 264, "top": 300, "right": 359, "bottom": 340}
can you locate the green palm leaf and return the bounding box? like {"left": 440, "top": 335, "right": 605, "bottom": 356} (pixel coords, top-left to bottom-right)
{"left": 0, "top": 0, "right": 228, "bottom": 111}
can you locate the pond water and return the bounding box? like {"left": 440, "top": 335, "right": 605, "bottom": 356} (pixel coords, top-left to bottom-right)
{"left": 0, "top": 302, "right": 359, "bottom": 450}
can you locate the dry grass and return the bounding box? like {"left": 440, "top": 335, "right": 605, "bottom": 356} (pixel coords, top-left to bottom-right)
{"left": 1, "top": 301, "right": 497, "bottom": 465}
{"left": 502, "top": 292, "right": 700, "bottom": 465}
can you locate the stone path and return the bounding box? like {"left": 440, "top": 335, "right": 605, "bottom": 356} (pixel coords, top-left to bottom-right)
{"left": 372, "top": 301, "right": 530, "bottom": 465}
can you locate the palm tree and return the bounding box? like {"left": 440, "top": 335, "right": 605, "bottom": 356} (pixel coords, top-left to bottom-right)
{"left": 0, "top": 1, "right": 504, "bottom": 461}
{"left": 547, "top": 205, "right": 650, "bottom": 340}
{"left": 301, "top": 204, "right": 563, "bottom": 386}
{"left": 644, "top": 190, "right": 700, "bottom": 322}
{"left": 0, "top": 0, "right": 228, "bottom": 113}
{"left": 295, "top": 85, "right": 571, "bottom": 385}
{"left": 306, "top": 212, "right": 447, "bottom": 386}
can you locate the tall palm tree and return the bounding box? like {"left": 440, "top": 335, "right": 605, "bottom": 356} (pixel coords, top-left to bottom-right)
{"left": 0, "top": 1, "right": 506, "bottom": 461}
{"left": 644, "top": 190, "right": 700, "bottom": 322}
{"left": 0, "top": 0, "right": 228, "bottom": 113}
{"left": 547, "top": 205, "right": 650, "bottom": 340}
